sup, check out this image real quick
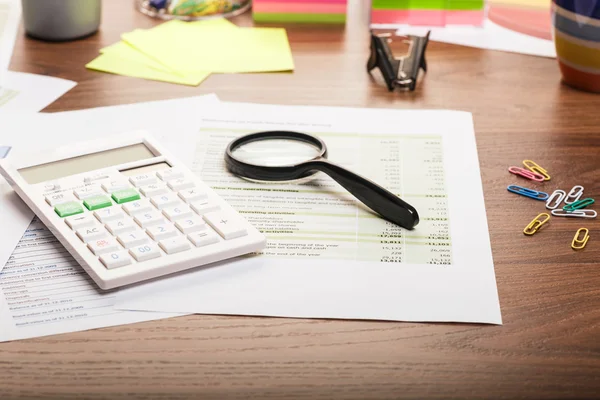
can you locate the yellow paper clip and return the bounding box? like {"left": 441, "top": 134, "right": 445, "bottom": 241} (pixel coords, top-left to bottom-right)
{"left": 571, "top": 228, "right": 590, "bottom": 250}
{"left": 523, "top": 160, "right": 551, "bottom": 181}
{"left": 523, "top": 213, "right": 550, "bottom": 236}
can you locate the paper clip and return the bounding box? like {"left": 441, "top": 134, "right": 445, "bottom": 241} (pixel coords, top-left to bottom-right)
{"left": 523, "top": 213, "right": 550, "bottom": 236}
{"left": 545, "top": 189, "right": 566, "bottom": 210}
{"left": 508, "top": 166, "right": 545, "bottom": 182}
{"left": 523, "top": 160, "right": 551, "bottom": 181}
{"left": 571, "top": 228, "right": 589, "bottom": 250}
{"left": 563, "top": 198, "right": 595, "bottom": 211}
{"left": 551, "top": 209, "right": 597, "bottom": 218}
{"left": 507, "top": 185, "right": 549, "bottom": 201}
{"left": 564, "top": 185, "right": 584, "bottom": 204}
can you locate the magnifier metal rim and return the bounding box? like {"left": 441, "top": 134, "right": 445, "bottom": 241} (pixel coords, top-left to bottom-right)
{"left": 225, "top": 131, "right": 328, "bottom": 182}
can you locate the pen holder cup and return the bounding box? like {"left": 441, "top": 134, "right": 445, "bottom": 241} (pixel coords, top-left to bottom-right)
{"left": 552, "top": 0, "right": 600, "bottom": 93}
{"left": 136, "top": 0, "right": 251, "bottom": 20}
{"left": 21, "top": 0, "right": 101, "bottom": 41}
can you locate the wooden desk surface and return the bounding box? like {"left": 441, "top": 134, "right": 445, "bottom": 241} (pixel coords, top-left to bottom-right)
{"left": 2, "top": 0, "right": 600, "bottom": 399}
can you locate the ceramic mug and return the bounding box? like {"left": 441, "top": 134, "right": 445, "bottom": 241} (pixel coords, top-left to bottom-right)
{"left": 552, "top": 0, "right": 600, "bottom": 92}
{"left": 22, "top": 0, "right": 101, "bottom": 41}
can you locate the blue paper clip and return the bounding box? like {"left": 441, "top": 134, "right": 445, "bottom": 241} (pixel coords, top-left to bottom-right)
{"left": 507, "top": 185, "right": 549, "bottom": 201}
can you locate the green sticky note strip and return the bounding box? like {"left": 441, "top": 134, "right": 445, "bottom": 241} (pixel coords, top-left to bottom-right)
{"left": 372, "top": 0, "right": 485, "bottom": 10}
{"left": 111, "top": 189, "right": 141, "bottom": 204}
{"left": 121, "top": 21, "right": 294, "bottom": 74}
{"left": 253, "top": 13, "right": 346, "bottom": 24}
{"left": 83, "top": 195, "right": 113, "bottom": 211}
{"left": 55, "top": 202, "right": 84, "bottom": 218}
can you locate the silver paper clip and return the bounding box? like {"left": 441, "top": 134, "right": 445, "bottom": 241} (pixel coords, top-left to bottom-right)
{"left": 546, "top": 189, "right": 566, "bottom": 210}
{"left": 551, "top": 209, "right": 597, "bottom": 218}
{"left": 564, "top": 185, "right": 584, "bottom": 204}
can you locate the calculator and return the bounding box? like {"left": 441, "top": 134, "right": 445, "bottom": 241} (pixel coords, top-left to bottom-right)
{"left": 0, "top": 132, "right": 266, "bottom": 289}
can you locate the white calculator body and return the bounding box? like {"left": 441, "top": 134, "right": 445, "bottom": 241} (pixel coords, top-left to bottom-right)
{"left": 0, "top": 132, "right": 266, "bottom": 289}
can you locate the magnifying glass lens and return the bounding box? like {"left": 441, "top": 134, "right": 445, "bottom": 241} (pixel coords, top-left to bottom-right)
{"left": 231, "top": 138, "right": 322, "bottom": 167}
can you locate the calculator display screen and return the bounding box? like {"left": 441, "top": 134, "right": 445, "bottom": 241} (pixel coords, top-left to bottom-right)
{"left": 18, "top": 143, "right": 156, "bottom": 184}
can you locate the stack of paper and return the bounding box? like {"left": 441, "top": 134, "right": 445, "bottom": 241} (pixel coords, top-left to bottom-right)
{"left": 86, "top": 19, "right": 295, "bottom": 86}
{"left": 253, "top": 0, "right": 347, "bottom": 24}
{"left": 371, "top": 0, "right": 486, "bottom": 27}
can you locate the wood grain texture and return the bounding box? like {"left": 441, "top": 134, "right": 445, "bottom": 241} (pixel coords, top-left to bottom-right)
{"left": 2, "top": 0, "right": 600, "bottom": 399}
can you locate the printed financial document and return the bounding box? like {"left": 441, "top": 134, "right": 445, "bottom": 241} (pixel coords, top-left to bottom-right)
{"left": 0, "top": 218, "right": 179, "bottom": 342}
{"left": 118, "top": 103, "right": 502, "bottom": 325}
{"left": 197, "top": 129, "right": 450, "bottom": 265}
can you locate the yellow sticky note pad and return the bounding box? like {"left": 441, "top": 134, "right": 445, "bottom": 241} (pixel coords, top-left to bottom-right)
{"left": 86, "top": 52, "right": 210, "bottom": 86}
{"left": 122, "top": 22, "right": 294, "bottom": 74}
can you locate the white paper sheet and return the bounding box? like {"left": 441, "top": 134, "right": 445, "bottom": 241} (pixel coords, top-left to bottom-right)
{"left": 0, "top": 95, "right": 218, "bottom": 274}
{"left": 117, "top": 102, "right": 502, "bottom": 325}
{"left": 0, "top": 218, "right": 180, "bottom": 342}
{"left": 397, "top": 20, "right": 556, "bottom": 58}
{"left": 0, "top": 0, "right": 20, "bottom": 86}
{"left": 0, "top": 71, "right": 76, "bottom": 111}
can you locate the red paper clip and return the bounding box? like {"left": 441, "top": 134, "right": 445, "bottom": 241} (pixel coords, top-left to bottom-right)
{"left": 508, "top": 166, "right": 544, "bottom": 182}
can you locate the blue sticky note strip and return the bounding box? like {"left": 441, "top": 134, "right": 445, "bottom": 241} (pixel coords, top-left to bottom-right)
{"left": 0, "top": 146, "right": 11, "bottom": 159}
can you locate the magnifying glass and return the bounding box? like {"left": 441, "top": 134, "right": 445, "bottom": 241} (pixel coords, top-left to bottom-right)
{"left": 224, "top": 131, "right": 419, "bottom": 230}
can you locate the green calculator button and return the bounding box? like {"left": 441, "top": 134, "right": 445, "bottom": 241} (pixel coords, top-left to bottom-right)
{"left": 83, "top": 195, "right": 112, "bottom": 211}
{"left": 54, "top": 202, "right": 84, "bottom": 218}
{"left": 111, "top": 188, "right": 140, "bottom": 204}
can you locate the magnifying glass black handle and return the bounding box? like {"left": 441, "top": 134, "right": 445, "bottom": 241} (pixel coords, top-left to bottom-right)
{"left": 303, "top": 159, "right": 419, "bottom": 230}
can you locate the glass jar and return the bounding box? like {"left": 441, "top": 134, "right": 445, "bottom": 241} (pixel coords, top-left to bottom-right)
{"left": 136, "top": 0, "right": 251, "bottom": 21}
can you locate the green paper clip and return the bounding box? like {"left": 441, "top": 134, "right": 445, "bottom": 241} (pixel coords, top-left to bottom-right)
{"left": 563, "top": 198, "right": 595, "bottom": 211}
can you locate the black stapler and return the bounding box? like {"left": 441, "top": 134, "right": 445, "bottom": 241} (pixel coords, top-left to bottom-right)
{"left": 367, "top": 31, "right": 430, "bottom": 92}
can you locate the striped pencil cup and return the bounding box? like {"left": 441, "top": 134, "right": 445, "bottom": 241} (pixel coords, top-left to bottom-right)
{"left": 552, "top": 0, "right": 600, "bottom": 92}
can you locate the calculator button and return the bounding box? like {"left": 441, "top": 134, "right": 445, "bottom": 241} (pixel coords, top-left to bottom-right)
{"left": 122, "top": 199, "right": 152, "bottom": 215}
{"left": 129, "top": 243, "right": 161, "bottom": 262}
{"left": 105, "top": 218, "right": 136, "bottom": 235}
{"left": 167, "top": 178, "right": 194, "bottom": 191}
{"left": 65, "top": 214, "right": 96, "bottom": 230}
{"left": 139, "top": 183, "right": 168, "bottom": 197}
{"left": 129, "top": 174, "right": 157, "bottom": 187}
{"left": 178, "top": 188, "right": 207, "bottom": 203}
{"left": 150, "top": 193, "right": 181, "bottom": 210}
{"left": 117, "top": 230, "right": 150, "bottom": 249}
{"left": 188, "top": 231, "right": 219, "bottom": 247}
{"left": 175, "top": 215, "right": 206, "bottom": 234}
{"left": 111, "top": 188, "right": 141, "bottom": 204}
{"left": 99, "top": 250, "right": 132, "bottom": 270}
{"left": 146, "top": 224, "right": 178, "bottom": 241}
{"left": 54, "top": 201, "right": 84, "bottom": 218}
{"left": 83, "top": 195, "right": 112, "bottom": 211}
{"left": 94, "top": 206, "right": 125, "bottom": 223}
{"left": 159, "top": 236, "right": 191, "bottom": 254}
{"left": 87, "top": 237, "right": 120, "bottom": 256}
{"left": 100, "top": 179, "right": 130, "bottom": 193}
{"left": 76, "top": 225, "right": 107, "bottom": 242}
{"left": 190, "top": 200, "right": 220, "bottom": 215}
{"left": 156, "top": 168, "right": 184, "bottom": 181}
{"left": 46, "top": 192, "right": 76, "bottom": 206}
{"left": 74, "top": 186, "right": 102, "bottom": 200}
{"left": 162, "top": 204, "right": 193, "bottom": 221}
{"left": 203, "top": 212, "right": 247, "bottom": 240}
{"left": 134, "top": 210, "right": 165, "bottom": 228}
